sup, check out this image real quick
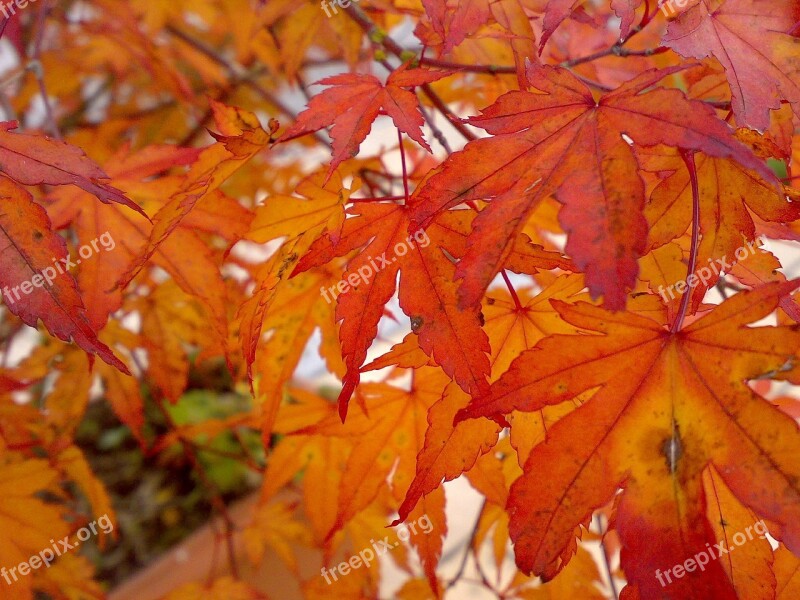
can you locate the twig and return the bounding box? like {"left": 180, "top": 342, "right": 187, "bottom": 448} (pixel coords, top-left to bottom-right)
{"left": 418, "top": 101, "right": 452, "bottom": 154}
{"left": 418, "top": 58, "right": 515, "bottom": 74}
{"left": 153, "top": 396, "right": 241, "bottom": 578}
{"left": 165, "top": 24, "right": 332, "bottom": 149}
{"left": 343, "top": 3, "right": 478, "bottom": 143}
{"left": 447, "top": 499, "right": 487, "bottom": 589}
{"left": 561, "top": 45, "right": 668, "bottom": 68}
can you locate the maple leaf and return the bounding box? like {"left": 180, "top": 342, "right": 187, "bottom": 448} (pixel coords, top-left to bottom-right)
{"left": 278, "top": 66, "right": 451, "bottom": 178}
{"left": 395, "top": 277, "right": 588, "bottom": 524}
{"left": 0, "top": 459, "right": 70, "bottom": 596}
{"left": 117, "top": 101, "right": 269, "bottom": 290}
{"left": 538, "top": 0, "right": 584, "bottom": 51}
{"left": 240, "top": 170, "right": 348, "bottom": 381}
{"left": 663, "top": 0, "right": 800, "bottom": 131}
{"left": 238, "top": 170, "right": 349, "bottom": 439}
{"left": 35, "top": 552, "right": 106, "bottom": 600}
{"left": 435, "top": 207, "right": 573, "bottom": 309}
{"left": 456, "top": 282, "right": 800, "bottom": 597}
{"left": 538, "top": 0, "right": 644, "bottom": 49}
{"left": 418, "top": 0, "right": 536, "bottom": 85}
{"left": 296, "top": 368, "right": 451, "bottom": 588}
{"left": 410, "top": 63, "right": 773, "bottom": 309}
{"left": 774, "top": 545, "right": 800, "bottom": 598}
{"left": 0, "top": 121, "right": 145, "bottom": 216}
{"left": 55, "top": 446, "right": 117, "bottom": 546}
{"left": 293, "top": 202, "right": 491, "bottom": 419}
{"left": 242, "top": 501, "right": 311, "bottom": 573}
{"left": 419, "top": 0, "right": 492, "bottom": 54}
{"left": 262, "top": 391, "right": 351, "bottom": 551}
{"left": 702, "top": 466, "right": 775, "bottom": 599}
{"left": 394, "top": 382, "right": 500, "bottom": 523}
{"left": 729, "top": 247, "right": 800, "bottom": 324}
{"left": 519, "top": 546, "right": 608, "bottom": 599}
{"left": 645, "top": 149, "right": 796, "bottom": 311}
{"left": 0, "top": 179, "right": 129, "bottom": 373}
{"left": 136, "top": 280, "right": 218, "bottom": 403}
{"left": 4, "top": 0, "right": 800, "bottom": 596}
{"left": 47, "top": 145, "right": 235, "bottom": 351}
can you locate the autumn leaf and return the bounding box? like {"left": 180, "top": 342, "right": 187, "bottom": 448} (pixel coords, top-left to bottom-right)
{"left": 457, "top": 282, "right": 800, "bottom": 597}
{"left": 702, "top": 466, "right": 774, "bottom": 599}
{"left": 2, "top": 0, "right": 800, "bottom": 597}
{"left": 55, "top": 446, "right": 117, "bottom": 546}
{"left": 774, "top": 545, "right": 800, "bottom": 599}
{"left": 410, "top": 63, "right": 772, "bottom": 309}
{"left": 0, "top": 121, "right": 145, "bottom": 216}
{"left": 418, "top": 0, "right": 493, "bottom": 55}
{"left": 295, "top": 369, "right": 451, "bottom": 590}
{"left": 293, "top": 202, "right": 490, "bottom": 419}
{"left": 663, "top": 0, "right": 800, "bottom": 131}
{"left": 278, "top": 65, "right": 451, "bottom": 178}
{"left": 116, "top": 101, "right": 270, "bottom": 290}
{"left": 44, "top": 144, "right": 201, "bottom": 329}
{"left": 645, "top": 148, "right": 796, "bottom": 311}
{"left": 0, "top": 459, "right": 69, "bottom": 596}
{"left": 0, "top": 179, "right": 129, "bottom": 373}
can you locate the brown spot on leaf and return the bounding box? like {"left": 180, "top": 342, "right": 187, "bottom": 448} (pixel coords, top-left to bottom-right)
{"left": 661, "top": 427, "right": 683, "bottom": 474}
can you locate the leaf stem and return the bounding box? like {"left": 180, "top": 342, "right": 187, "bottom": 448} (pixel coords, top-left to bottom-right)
{"left": 672, "top": 150, "right": 701, "bottom": 333}
{"left": 502, "top": 271, "right": 523, "bottom": 311}
{"left": 398, "top": 129, "right": 410, "bottom": 203}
